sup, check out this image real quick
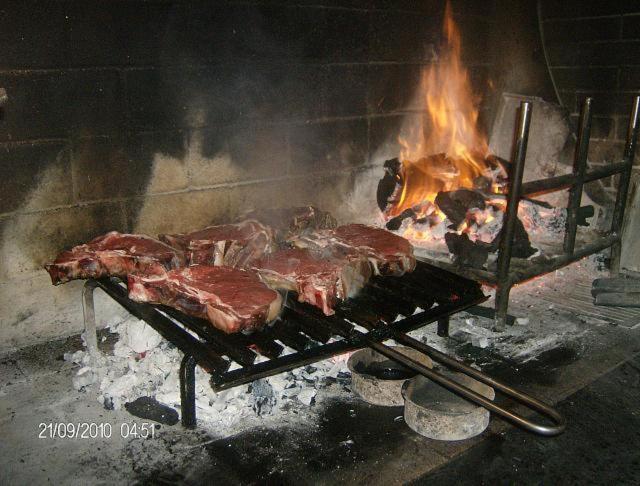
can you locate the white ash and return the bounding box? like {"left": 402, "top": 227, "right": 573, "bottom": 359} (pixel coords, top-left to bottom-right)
{"left": 64, "top": 316, "right": 353, "bottom": 437}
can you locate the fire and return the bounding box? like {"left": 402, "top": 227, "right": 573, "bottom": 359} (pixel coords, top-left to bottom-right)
{"left": 388, "top": 3, "right": 494, "bottom": 221}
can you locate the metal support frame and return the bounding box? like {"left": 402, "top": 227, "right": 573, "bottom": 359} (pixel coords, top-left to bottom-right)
{"left": 484, "top": 96, "right": 639, "bottom": 328}
{"left": 180, "top": 355, "right": 197, "bottom": 428}
{"left": 437, "top": 317, "right": 449, "bottom": 337}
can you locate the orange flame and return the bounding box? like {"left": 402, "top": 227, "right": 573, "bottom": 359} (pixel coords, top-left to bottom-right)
{"left": 390, "top": 3, "right": 491, "bottom": 220}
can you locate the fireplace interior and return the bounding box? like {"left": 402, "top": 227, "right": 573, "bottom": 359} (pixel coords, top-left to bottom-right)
{"left": 2, "top": 0, "right": 640, "bottom": 484}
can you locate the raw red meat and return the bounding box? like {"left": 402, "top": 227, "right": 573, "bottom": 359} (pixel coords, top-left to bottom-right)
{"left": 291, "top": 224, "right": 416, "bottom": 276}
{"left": 45, "top": 232, "right": 185, "bottom": 285}
{"left": 128, "top": 265, "right": 283, "bottom": 334}
{"left": 159, "top": 220, "right": 274, "bottom": 268}
{"left": 240, "top": 206, "right": 337, "bottom": 241}
{"left": 252, "top": 248, "right": 371, "bottom": 315}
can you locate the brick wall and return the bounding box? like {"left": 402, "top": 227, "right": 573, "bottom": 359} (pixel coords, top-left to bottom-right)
{"left": 0, "top": 0, "right": 497, "bottom": 350}
{"left": 540, "top": 0, "right": 640, "bottom": 201}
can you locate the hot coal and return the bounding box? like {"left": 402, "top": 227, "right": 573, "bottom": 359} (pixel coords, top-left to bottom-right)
{"left": 435, "top": 189, "right": 486, "bottom": 227}
{"left": 445, "top": 233, "right": 491, "bottom": 268}
{"left": 491, "top": 217, "right": 537, "bottom": 259}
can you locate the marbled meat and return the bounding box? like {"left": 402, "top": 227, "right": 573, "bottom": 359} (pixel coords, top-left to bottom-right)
{"left": 291, "top": 224, "right": 416, "bottom": 276}
{"left": 252, "top": 248, "right": 371, "bottom": 315}
{"left": 159, "top": 220, "right": 274, "bottom": 268}
{"left": 45, "top": 232, "right": 185, "bottom": 285}
{"left": 128, "top": 265, "right": 283, "bottom": 334}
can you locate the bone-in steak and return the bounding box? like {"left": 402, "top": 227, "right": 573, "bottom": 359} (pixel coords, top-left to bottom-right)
{"left": 159, "top": 220, "right": 274, "bottom": 268}
{"left": 128, "top": 265, "right": 283, "bottom": 334}
{"left": 292, "top": 224, "right": 416, "bottom": 276}
{"left": 241, "top": 206, "right": 337, "bottom": 242}
{"left": 45, "top": 232, "right": 185, "bottom": 285}
{"left": 252, "top": 248, "right": 371, "bottom": 315}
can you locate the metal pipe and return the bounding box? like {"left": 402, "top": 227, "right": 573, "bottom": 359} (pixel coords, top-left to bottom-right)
{"left": 508, "top": 234, "right": 619, "bottom": 286}
{"left": 610, "top": 95, "right": 640, "bottom": 275}
{"left": 495, "top": 101, "right": 532, "bottom": 327}
{"left": 180, "top": 354, "right": 197, "bottom": 428}
{"left": 437, "top": 317, "right": 449, "bottom": 337}
{"left": 385, "top": 333, "right": 566, "bottom": 436}
{"left": 82, "top": 280, "right": 100, "bottom": 360}
{"left": 521, "top": 162, "right": 627, "bottom": 197}
{"left": 564, "top": 97, "right": 593, "bottom": 254}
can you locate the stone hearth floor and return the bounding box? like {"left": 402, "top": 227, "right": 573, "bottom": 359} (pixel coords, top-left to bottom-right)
{"left": 2, "top": 265, "right": 640, "bottom": 484}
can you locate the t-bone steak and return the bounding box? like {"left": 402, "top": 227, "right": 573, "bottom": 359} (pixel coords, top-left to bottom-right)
{"left": 128, "top": 265, "right": 283, "bottom": 334}
{"left": 252, "top": 248, "right": 371, "bottom": 315}
{"left": 45, "top": 232, "right": 185, "bottom": 285}
{"left": 240, "top": 206, "right": 337, "bottom": 242}
{"left": 291, "top": 224, "right": 416, "bottom": 276}
{"left": 159, "top": 220, "right": 274, "bottom": 268}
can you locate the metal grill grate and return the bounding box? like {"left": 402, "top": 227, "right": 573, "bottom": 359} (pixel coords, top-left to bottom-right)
{"left": 90, "top": 261, "right": 487, "bottom": 391}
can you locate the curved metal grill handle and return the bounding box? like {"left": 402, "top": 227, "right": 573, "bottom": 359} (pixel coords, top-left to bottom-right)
{"left": 365, "top": 333, "right": 566, "bottom": 437}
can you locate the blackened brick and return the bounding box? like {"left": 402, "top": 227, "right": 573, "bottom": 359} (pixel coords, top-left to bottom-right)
{"left": 0, "top": 142, "right": 72, "bottom": 214}
{"left": 370, "top": 10, "right": 438, "bottom": 62}
{"left": 71, "top": 132, "right": 186, "bottom": 202}
{"left": 620, "top": 66, "right": 640, "bottom": 90}
{"left": 325, "top": 9, "right": 370, "bottom": 61}
{"left": 289, "top": 119, "right": 368, "bottom": 174}
{"left": 367, "top": 64, "right": 424, "bottom": 114}
{"left": 623, "top": 15, "right": 640, "bottom": 39}
{"left": 546, "top": 41, "right": 640, "bottom": 67}
{"left": 551, "top": 67, "right": 618, "bottom": 91}
{"left": 543, "top": 17, "right": 622, "bottom": 43}
{"left": 0, "top": 0, "right": 178, "bottom": 69}
{"left": 540, "top": 0, "right": 629, "bottom": 19}
{"left": 0, "top": 70, "right": 124, "bottom": 142}
{"left": 326, "top": 65, "right": 369, "bottom": 117}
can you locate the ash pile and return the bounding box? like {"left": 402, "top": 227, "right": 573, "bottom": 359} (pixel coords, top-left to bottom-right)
{"left": 65, "top": 316, "right": 352, "bottom": 436}
{"left": 377, "top": 156, "right": 582, "bottom": 269}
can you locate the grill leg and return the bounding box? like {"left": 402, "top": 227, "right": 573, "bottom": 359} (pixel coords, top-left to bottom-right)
{"left": 437, "top": 317, "right": 449, "bottom": 337}
{"left": 494, "top": 283, "right": 512, "bottom": 331}
{"left": 82, "top": 280, "right": 100, "bottom": 360}
{"left": 180, "top": 354, "right": 197, "bottom": 428}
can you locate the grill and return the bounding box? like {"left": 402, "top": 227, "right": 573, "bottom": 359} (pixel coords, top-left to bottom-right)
{"left": 82, "top": 260, "right": 565, "bottom": 436}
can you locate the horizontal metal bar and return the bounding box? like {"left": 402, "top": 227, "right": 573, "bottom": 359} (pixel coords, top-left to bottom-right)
{"left": 210, "top": 339, "right": 362, "bottom": 391}
{"left": 507, "top": 233, "right": 619, "bottom": 285}
{"left": 521, "top": 162, "right": 628, "bottom": 197}
{"left": 379, "top": 334, "right": 566, "bottom": 436}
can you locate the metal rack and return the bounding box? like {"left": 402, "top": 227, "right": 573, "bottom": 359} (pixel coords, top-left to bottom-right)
{"left": 428, "top": 96, "right": 640, "bottom": 328}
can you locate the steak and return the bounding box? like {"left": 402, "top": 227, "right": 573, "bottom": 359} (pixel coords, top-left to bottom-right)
{"left": 45, "top": 232, "right": 185, "bottom": 285}
{"left": 252, "top": 248, "right": 371, "bottom": 315}
{"left": 128, "top": 265, "right": 283, "bottom": 334}
{"left": 240, "top": 206, "right": 337, "bottom": 242}
{"left": 159, "top": 220, "right": 274, "bottom": 268}
{"left": 291, "top": 224, "right": 416, "bottom": 276}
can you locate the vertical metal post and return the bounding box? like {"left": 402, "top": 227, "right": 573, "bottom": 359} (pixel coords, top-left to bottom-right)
{"left": 180, "top": 354, "right": 197, "bottom": 428}
{"left": 437, "top": 317, "right": 449, "bottom": 337}
{"left": 610, "top": 95, "right": 640, "bottom": 275}
{"left": 495, "top": 102, "right": 533, "bottom": 329}
{"left": 564, "top": 97, "right": 593, "bottom": 255}
{"left": 82, "top": 280, "right": 100, "bottom": 360}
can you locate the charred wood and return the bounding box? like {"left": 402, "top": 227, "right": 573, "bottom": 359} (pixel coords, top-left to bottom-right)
{"left": 435, "top": 189, "right": 486, "bottom": 227}
{"left": 445, "top": 232, "right": 491, "bottom": 268}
